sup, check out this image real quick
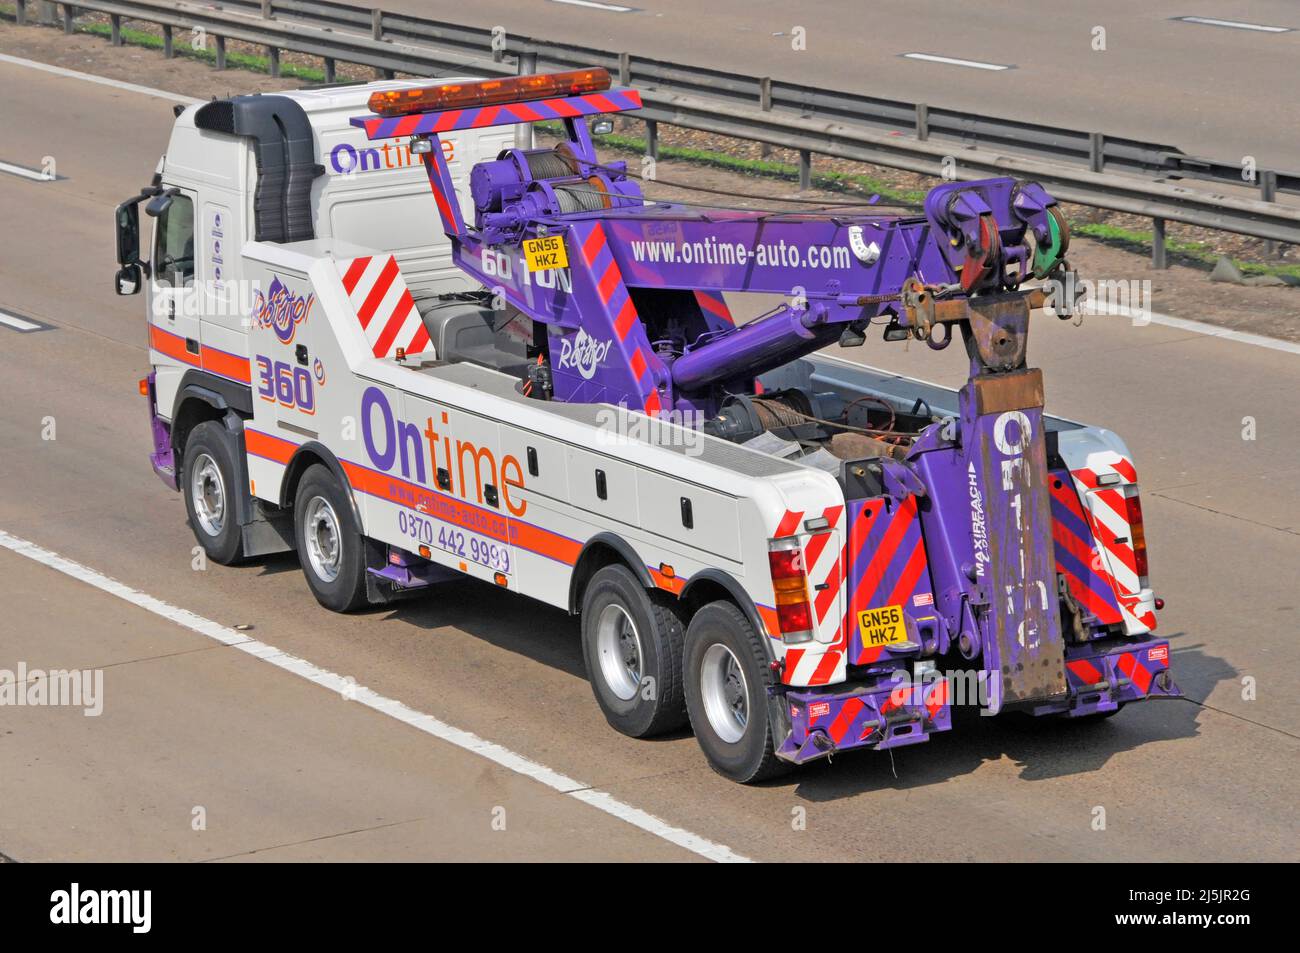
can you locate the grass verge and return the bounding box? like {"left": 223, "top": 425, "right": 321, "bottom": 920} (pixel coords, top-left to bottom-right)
{"left": 0, "top": 7, "right": 330, "bottom": 81}
{"left": 1072, "top": 222, "right": 1300, "bottom": 280}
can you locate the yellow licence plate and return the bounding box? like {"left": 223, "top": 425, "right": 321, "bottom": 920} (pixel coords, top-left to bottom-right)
{"left": 523, "top": 235, "right": 569, "bottom": 272}
{"left": 857, "top": 604, "right": 907, "bottom": 648}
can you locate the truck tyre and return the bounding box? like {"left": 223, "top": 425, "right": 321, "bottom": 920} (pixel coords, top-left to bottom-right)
{"left": 293, "top": 464, "right": 368, "bottom": 613}
{"left": 580, "top": 564, "right": 687, "bottom": 738}
{"left": 684, "top": 601, "right": 789, "bottom": 783}
{"left": 182, "top": 421, "right": 244, "bottom": 566}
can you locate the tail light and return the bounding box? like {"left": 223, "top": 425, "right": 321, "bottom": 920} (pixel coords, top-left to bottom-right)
{"left": 1124, "top": 488, "right": 1149, "bottom": 582}
{"left": 768, "top": 537, "right": 813, "bottom": 643}
{"left": 368, "top": 68, "right": 612, "bottom": 117}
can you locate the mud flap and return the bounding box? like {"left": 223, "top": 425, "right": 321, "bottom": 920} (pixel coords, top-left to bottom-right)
{"left": 960, "top": 369, "right": 1068, "bottom": 710}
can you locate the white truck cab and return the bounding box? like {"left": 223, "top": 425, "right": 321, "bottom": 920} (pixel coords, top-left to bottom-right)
{"left": 117, "top": 80, "right": 511, "bottom": 426}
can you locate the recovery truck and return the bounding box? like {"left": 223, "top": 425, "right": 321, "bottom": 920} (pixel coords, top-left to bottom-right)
{"left": 114, "top": 68, "right": 1180, "bottom": 782}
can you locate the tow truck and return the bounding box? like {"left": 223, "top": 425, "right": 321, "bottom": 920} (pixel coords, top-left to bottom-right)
{"left": 115, "top": 68, "right": 1179, "bottom": 781}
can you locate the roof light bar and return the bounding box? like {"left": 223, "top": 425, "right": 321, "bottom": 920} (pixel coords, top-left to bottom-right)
{"left": 367, "top": 68, "right": 612, "bottom": 118}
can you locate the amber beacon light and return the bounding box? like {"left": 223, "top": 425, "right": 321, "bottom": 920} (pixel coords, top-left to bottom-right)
{"left": 367, "top": 68, "right": 613, "bottom": 117}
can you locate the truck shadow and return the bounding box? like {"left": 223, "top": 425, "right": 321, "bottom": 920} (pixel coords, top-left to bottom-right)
{"left": 346, "top": 576, "right": 1237, "bottom": 797}
{"left": 785, "top": 638, "right": 1238, "bottom": 801}
{"left": 380, "top": 576, "right": 589, "bottom": 680}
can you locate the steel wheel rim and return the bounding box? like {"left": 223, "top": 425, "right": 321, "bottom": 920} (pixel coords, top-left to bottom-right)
{"left": 595, "top": 603, "right": 643, "bottom": 701}
{"left": 700, "top": 643, "right": 748, "bottom": 743}
{"left": 304, "top": 496, "right": 342, "bottom": 583}
{"left": 190, "top": 453, "right": 226, "bottom": 537}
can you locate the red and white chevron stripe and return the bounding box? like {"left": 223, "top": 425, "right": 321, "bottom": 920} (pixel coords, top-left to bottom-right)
{"left": 1069, "top": 452, "right": 1157, "bottom": 634}
{"left": 780, "top": 505, "right": 848, "bottom": 687}
{"left": 338, "top": 255, "right": 431, "bottom": 359}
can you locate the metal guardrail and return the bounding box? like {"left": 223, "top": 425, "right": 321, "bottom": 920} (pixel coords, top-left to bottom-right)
{"left": 16, "top": 0, "right": 1300, "bottom": 259}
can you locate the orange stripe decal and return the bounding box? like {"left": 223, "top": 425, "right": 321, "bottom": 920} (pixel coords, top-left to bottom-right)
{"left": 245, "top": 428, "right": 297, "bottom": 465}
{"left": 200, "top": 345, "right": 251, "bottom": 384}
{"left": 149, "top": 324, "right": 201, "bottom": 367}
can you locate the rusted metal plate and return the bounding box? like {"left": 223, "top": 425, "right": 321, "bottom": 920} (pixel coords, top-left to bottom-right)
{"left": 971, "top": 368, "right": 1045, "bottom": 415}
{"left": 967, "top": 295, "right": 1032, "bottom": 372}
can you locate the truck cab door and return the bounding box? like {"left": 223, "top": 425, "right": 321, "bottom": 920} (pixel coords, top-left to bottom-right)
{"left": 147, "top": 188, "right": 202, "bottom": 388}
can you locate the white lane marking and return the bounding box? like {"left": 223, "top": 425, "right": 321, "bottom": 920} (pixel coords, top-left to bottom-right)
{"left": 902, "top": 52, "right": 1012, "bottom": 71}
{"left": 0, "top": 311, "right": 44, "bottom": 332}
{"left": 1175, "top": 16, "right": 1291, "bottom": 33}
{"left": 0, "top": 160, "right": 55, "bottom": 182}
{"left": 1076, "top": 304, "right": 1300, "bottom": 356}
{"left": 0, "top": 53, "right": 203, "bottom": 104}
{"left": 548, "top": 0, "right": 636, "bottom": 11}
{"left": 0, "top": 529, "right": 751, "bottom": 864}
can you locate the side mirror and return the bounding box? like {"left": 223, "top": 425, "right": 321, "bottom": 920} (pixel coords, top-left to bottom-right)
{"left": 115, "top": 263, "right": 143, "bottom": 296}
{"left": 590, "top": 118, "right": 614, "bottom": 136}
{"left": 115, "top": 198, "right": 142, "bottom": 267}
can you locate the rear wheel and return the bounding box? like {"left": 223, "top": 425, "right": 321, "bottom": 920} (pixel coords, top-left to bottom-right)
{"left": 580, "top": 564, "right": 687, "bottom": 738}
{"left": 181, "top": 421, "right": 243, "bottom": 566}
{"left": 294, "top": 464, "right": 367, "bottom": 612}
{"left": 684, "top": 601, "right": 788, "bottom": 783}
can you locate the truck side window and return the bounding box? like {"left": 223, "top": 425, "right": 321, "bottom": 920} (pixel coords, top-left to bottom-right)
{"left": 154, "top": 194, "right": 195, "bottom": 287}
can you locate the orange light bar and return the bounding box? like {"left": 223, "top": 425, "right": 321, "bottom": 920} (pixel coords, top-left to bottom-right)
{"left": 368, "top": 68, "right": 612, "bottom": 117}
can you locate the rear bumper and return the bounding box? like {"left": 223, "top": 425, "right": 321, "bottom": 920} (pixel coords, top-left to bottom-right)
{"left": 1034, "top": 638, "right": 1180, "bottom": 717}
{"left": 777, "top": 677, "right": 952, "bottom": 764}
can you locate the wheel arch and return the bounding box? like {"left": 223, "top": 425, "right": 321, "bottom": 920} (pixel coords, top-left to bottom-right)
{"left": 568, "top": 532, "right": 655, "bottom": 614}
{"left": 680, "top": 569, "right": 776, "bottom": 665}
{"left": 170, "top": 370, "right": 251, "bottom": 464}
{"left": 280, "top": 440, "right": 364, "bottom": 529}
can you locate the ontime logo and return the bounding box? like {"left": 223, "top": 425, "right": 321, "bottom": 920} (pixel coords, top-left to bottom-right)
{"left": 328, "top": 138, "right": 455, "bottom": 175}
{"left": 361, "top": 386, "right": 527, "bottom": 518}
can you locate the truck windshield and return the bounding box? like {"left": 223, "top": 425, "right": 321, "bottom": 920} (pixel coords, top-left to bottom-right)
{"left": 154, "top": 194, "right": 195, "bottom": 287}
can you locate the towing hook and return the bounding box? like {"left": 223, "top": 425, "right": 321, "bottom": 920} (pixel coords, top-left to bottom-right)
{"left": 925, "top": 320, "right": 952, "bottom": 350}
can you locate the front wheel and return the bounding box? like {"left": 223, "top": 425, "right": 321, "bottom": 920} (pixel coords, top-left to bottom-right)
{"left": 182, "top": 421, "right": 243, "bottom": 566}
{"left": 294, "top": 464, "right": 367, "bottom": 612}
{"left": 684, "top": 602, "right": 788, "bottom": 783}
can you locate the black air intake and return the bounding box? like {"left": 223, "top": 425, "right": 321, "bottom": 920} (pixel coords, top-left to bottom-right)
{"left": 193, "top": 95, "right": 319, "bottom": 243}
